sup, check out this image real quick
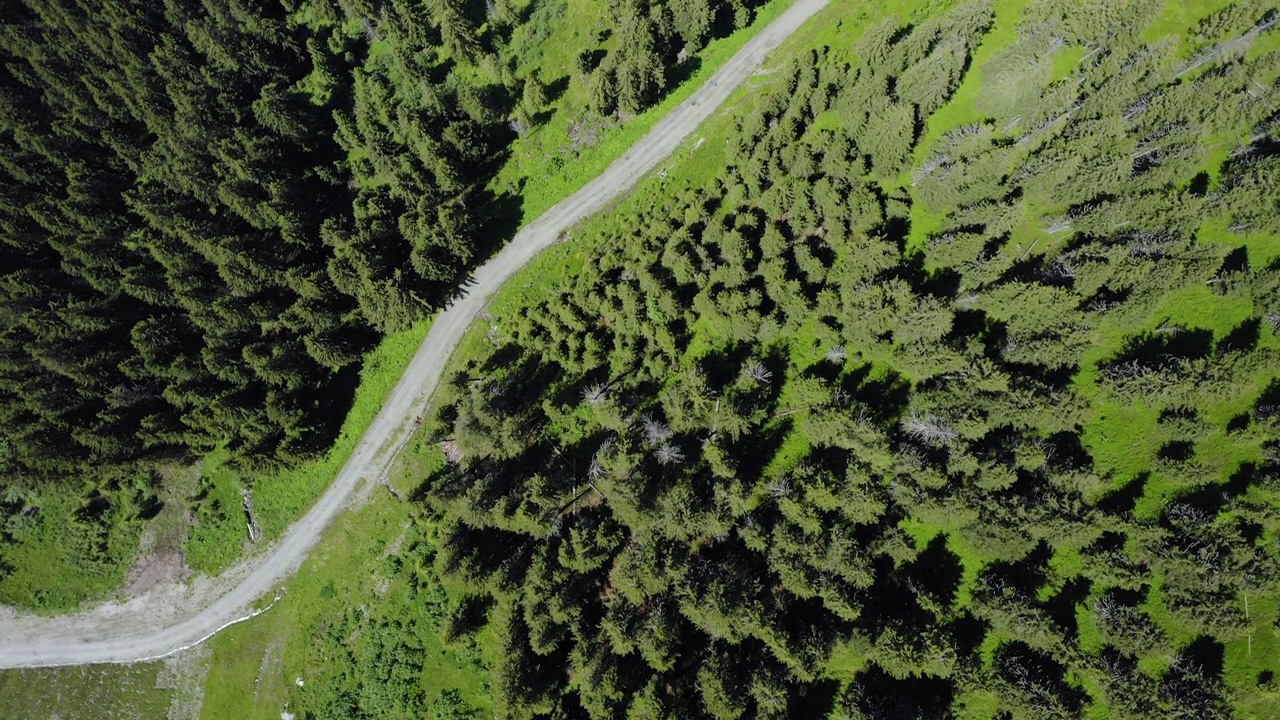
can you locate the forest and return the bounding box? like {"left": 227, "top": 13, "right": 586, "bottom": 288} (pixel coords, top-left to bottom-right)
{"left": 412, "top": 0, "right": 1280, "bottom": 717}
{"left": 0, "top": 0, "right": 769, "bottom": 605}
{"left": 3, "top": 0, "right": 1280, "bottom": 718}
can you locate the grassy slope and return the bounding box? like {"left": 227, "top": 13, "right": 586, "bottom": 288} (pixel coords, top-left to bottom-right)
{"left": 197, "top": 446, "right": 493, "bottom": 720}
{"left": 0, "top": 663, "right": 172, "bottom": 720}
{"left": 899, "top": 2, "right": 1280, "bottom": 715}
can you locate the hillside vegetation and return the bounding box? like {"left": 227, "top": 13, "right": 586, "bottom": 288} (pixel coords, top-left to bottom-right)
{"left": 416, "top": 0, "right": 1280, "bottom": 717}
{"left": 0, "top": 0, "right": 774, "bottom": 607}
{"left": 4, "top": 0, "right": 1280, "bottom": 718}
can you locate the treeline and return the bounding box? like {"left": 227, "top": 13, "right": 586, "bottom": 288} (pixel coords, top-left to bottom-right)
{"left": 0, "top": 0, "right": 762, "bottom": 603}
{"left": 419, "top": 1, "right": 1280, "bottom": 717}
{"left": 587, "top": 0, "right": 766, "bottom": 116}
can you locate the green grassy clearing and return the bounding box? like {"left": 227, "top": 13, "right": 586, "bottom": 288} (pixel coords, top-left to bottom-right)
{"left": 0, "top": 662, "right": 173, "bottom": 720}
{"left": 196, "top": 443, "right": 491, "bottom": 720}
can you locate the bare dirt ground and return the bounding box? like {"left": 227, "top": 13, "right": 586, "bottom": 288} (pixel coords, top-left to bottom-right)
{"left": 124, "top": 548, "right": 191, "bottom": 600}
{"left": 0, "top": 0, "right": 829, "bottom": 669}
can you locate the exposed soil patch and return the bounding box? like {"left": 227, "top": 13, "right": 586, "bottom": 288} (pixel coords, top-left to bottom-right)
{"left": 125, "top": 548, "right": 191, "bottom": 600}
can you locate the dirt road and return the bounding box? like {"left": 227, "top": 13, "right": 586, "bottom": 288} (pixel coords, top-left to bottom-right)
{"left": 0, "top": 0, "right": 829, "bottom": 668}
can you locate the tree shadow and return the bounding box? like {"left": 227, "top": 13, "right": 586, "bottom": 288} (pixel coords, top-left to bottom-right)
{"left": 1079, "top": 284, "right": 1132, "bottom": 312}
{"left": 948, "top": 308, "right": 990, "bottom": 347}
{"left": 1085, "top": 529, "right": 1127, "bottom": 556}
{"left": 773, "top": 593, "right": 845, "bottom": 672}
{"left": 480, "top": 342, "right": 527, "bottom": 376}
{"left": 1225, "top": 461, "right": 1258, "bottom": 496}
{"left": 1044, "top": 576, "right": 1091, "bottom": 637}
{"left": 481, "top": 352, "right": 564, "bottom": 415}
{"left": 1217, "top": 245, "right": 1250, "bottom": 275}
{"left": 475, "top": 186, "right": 528, "bottom": 255}
{"left": 577, "top": 48, "right": 608, "bottom": 74}
{"left": 1187, "top": 171, "right": 1210, "bottom": 197}
{"left": 1046, "top": 430, "right": 1093, "bottom": 471}
{"left": 1168, "top": 634, "right": 1226, "bottom": 682}
{"left": 544, "top": 73, "right": 571, "bottom": 104}
{"left": 296, "top": 360, "right": 365, "bottom": 456}
{"left": 994, "top": 641, "right": 1088, "bottom": 715}
{"left": 838, "top": 666, "right": 955, "bottom": 720}
{"left": 437, "top": 520, "right": 533, "bottom": 593}
{"left": 697, "top": 341, "right": 756, "bottom": 392}
{"left": 846, "top": 365, "right": 910, "bottom": 425}
{"left": 459, "top": 0, "right": 493, "bottom": 27}
{"left": 792, "top": 678, "right": 841, "bottom": 719}
{"left": 1253, "top": 379, "right": 1280, "bottom": 422}
{"left": 902, "top": 534, "right": 965, "bottom": 611}
{"left": 800, "top": 352, "right": 860, "bottom": 384}
{"left": 970, "top": 424, "right": 1020, "bottom": 467}
{"left": 981, "top": 540, "right": 1053, "bottom": 597}
{"left": 1217, "top": 317, "right": 1260, "bottom": 356}
{"left": 1156, "top": 439, "right": 1195, "bottom": 463}
{"left": 1001, "top": 360, "right": 1077, "bottom": 392}
{"left": 732, "top": 417, "right": 794, "bottom": 486}
{"left": 1227, "top": 412, "right": 1251, "bottom": 432}
{"left": 664, "top": 54, "right": 703, "bottom": 92}
{"left": 1096, "top": 472, "right": 1148, "bottom": 515}
{"left": 1107, "top": 326, "right": 1215, "bottom": 369}
{"left": 442, "top": 592, "right": 495, "bottom": 643}
{"left": 1158, "top": 405, "right": 1199, "bottom": 424}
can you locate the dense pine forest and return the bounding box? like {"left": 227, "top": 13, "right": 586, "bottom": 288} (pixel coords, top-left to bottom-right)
{"left": 0, "top": 0, "right": 768, "bottom": 605}
{"left": 412, "top": 0, "right": 1280, "bottom": 718}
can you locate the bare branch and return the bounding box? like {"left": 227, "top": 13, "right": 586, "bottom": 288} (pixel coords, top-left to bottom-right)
{"left": 904, "top": 413, "right": 959, "bottom": 445}
{"left": 742, "top": 361, "right": 773, "bottom": 385}
{"left": 640, "top": 414, "right": 671, "bottom": 446}
{"left": 655, "top": 443, "right": 684, "bottom": 466}
{"left": 581, "top": 382, "right": 608, "bottom": 406}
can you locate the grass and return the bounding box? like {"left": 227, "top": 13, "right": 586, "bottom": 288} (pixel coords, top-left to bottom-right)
{"left": 183, "top": 316, "right": 434, "bottom": 575}
{"left": 0, "top": 494, "right": 132, "bottom": 610}
{"left": 0, "top": 663, "right": 173, "bottom": 720}
{"left": 196, "top": 442, "right": 491, "bottom": 720}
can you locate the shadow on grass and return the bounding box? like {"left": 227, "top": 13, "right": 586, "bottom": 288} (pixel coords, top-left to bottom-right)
{"left": 1096, "top": 471, "right": 1148, "bottom": 515}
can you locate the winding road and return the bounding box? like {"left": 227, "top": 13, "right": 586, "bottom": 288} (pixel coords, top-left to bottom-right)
{"left": 0, "top": 0, "right": 829, "bottom": 669}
